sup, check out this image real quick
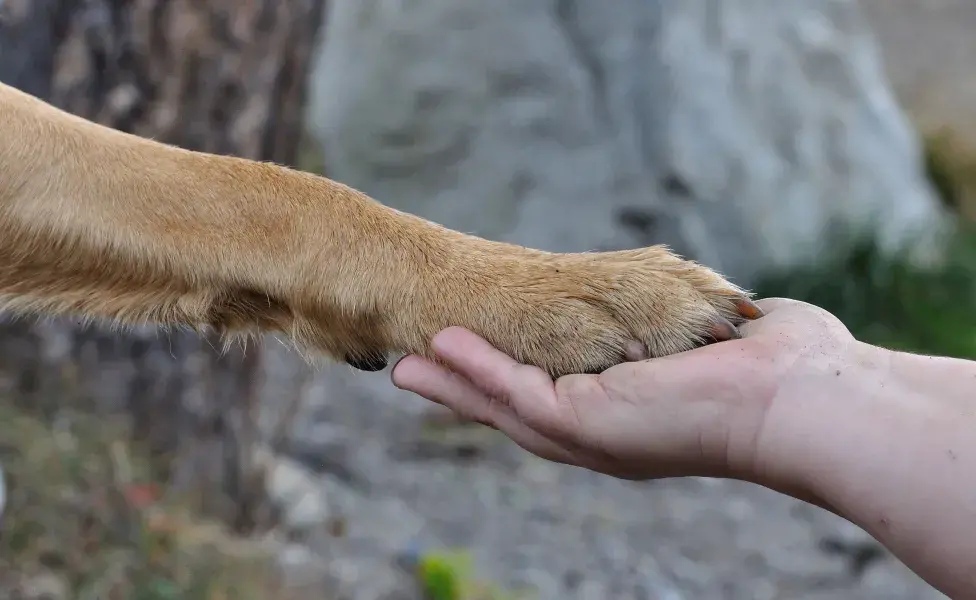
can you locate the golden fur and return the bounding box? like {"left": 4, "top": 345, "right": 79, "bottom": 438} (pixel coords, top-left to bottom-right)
{"left": 0, "top": 81, "right": 760, "bottom": 378}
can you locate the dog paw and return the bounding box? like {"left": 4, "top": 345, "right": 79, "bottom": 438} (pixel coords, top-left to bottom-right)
{"left": 426, "top": 245, "right": 762, "bottom": 378}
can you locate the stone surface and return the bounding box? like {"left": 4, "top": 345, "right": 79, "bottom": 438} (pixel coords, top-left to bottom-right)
{"left": 305, "top": 0, "right": 950, "bottom": 288}
{"left": 254, "top": 446, "right": 333, "bottom": 531}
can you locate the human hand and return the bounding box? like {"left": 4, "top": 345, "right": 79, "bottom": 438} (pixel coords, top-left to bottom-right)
{"left": 394, "top": 298, "right": 976, "bottom": 599}
{"left": 391, "top": 298, "right": 859, "bottom": 483}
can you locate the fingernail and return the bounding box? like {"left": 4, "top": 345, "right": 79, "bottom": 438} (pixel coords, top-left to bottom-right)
{"left": 736, "top": 298, "right": 765, "bottom": 320}
{"left": 391, "top": 355, "right": 409, "bottom": 377}
{"left": 708, "top": 316, "right": 741, "bottom": 342}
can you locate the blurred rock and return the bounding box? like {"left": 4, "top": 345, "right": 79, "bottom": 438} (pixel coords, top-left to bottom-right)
{"left": 306, "top": 0, "right": 950, "bottom": 287}
{"left": 19, "top": 571, "right": 69, "bottom": 600}
{"left": 818, "top": 521, "right": 887, "bottom": 578}
{"left": 254, "top": 446, "right": 333, "bottom": 531}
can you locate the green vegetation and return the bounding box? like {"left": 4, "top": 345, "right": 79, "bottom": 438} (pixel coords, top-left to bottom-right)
{"left": 416, "top": 549, "right": 531, "bottom": 600}
{"left": 755, "top": 229, "right": 976, "bottom": 359}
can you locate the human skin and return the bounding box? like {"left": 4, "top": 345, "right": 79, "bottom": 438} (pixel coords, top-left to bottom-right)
{"left": 391, "top": 298, "right": 976, "bottom": 598}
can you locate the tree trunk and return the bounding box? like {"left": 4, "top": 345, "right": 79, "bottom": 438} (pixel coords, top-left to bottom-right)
{"left": 0, "top": 0, "right": 325, "bottom": 532}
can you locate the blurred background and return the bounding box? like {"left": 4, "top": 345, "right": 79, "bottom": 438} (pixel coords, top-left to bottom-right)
{"left": 0, "top": 0, "right": 973, "bottom": 598}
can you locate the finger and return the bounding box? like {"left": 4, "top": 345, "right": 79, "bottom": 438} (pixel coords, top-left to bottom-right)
{"left": 392, "top": 355, "right": 583, "bottom": 465}
{"left": 753, "top": 297, "right": 811, "bottom": 313}
{"left": 493, "top": 409, "right": 590, "bottom": 467}
{"left": 428, "top": 327, "right": 607, "bottom": 451}
{"left": 430, "top": 327, "right": 584, "bottom": 436}
{"left": 392, "top": 353, "right": 503, "bottom": 420}
{"left": 430, "top": 327, "right": 554, "bottom": 404}
{"left": 740, "top": 297, "right": 843, "bottom": 337}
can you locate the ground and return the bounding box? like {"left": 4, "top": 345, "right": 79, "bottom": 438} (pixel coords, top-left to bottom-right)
{"left": 270, "top": 371, "right": 947, "bottom": 599}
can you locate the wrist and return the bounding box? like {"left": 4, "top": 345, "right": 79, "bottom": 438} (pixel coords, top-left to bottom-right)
{"left": 744, "top": 340, "right": 895, "bottom": 506}
{"left": 750, "top": 338, "right": 975, "bottom": 527}
{"left": 759, "top": 343, "right": 976, "bottom": 597}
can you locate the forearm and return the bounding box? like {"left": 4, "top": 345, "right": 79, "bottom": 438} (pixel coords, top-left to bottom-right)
{"left": 762, "top": 343, "right": 976, "bottom": 597}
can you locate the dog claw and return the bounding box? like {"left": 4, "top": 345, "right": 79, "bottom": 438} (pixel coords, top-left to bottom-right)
{"left": 347, "top": 354, "right": 389, "bottom": 372}
{"left": 736, "top": 298, "right": 765, "bottom": 320}
{"left": 708, "top": 316, "right": 741, "bottom": 342}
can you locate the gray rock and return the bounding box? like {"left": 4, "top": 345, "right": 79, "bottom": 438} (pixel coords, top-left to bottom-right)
{"left": 306, "top": 0, "right": 950, "bottom": 288}
{"left": 254, "top": 446, "right": 333, "bottom": 530}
